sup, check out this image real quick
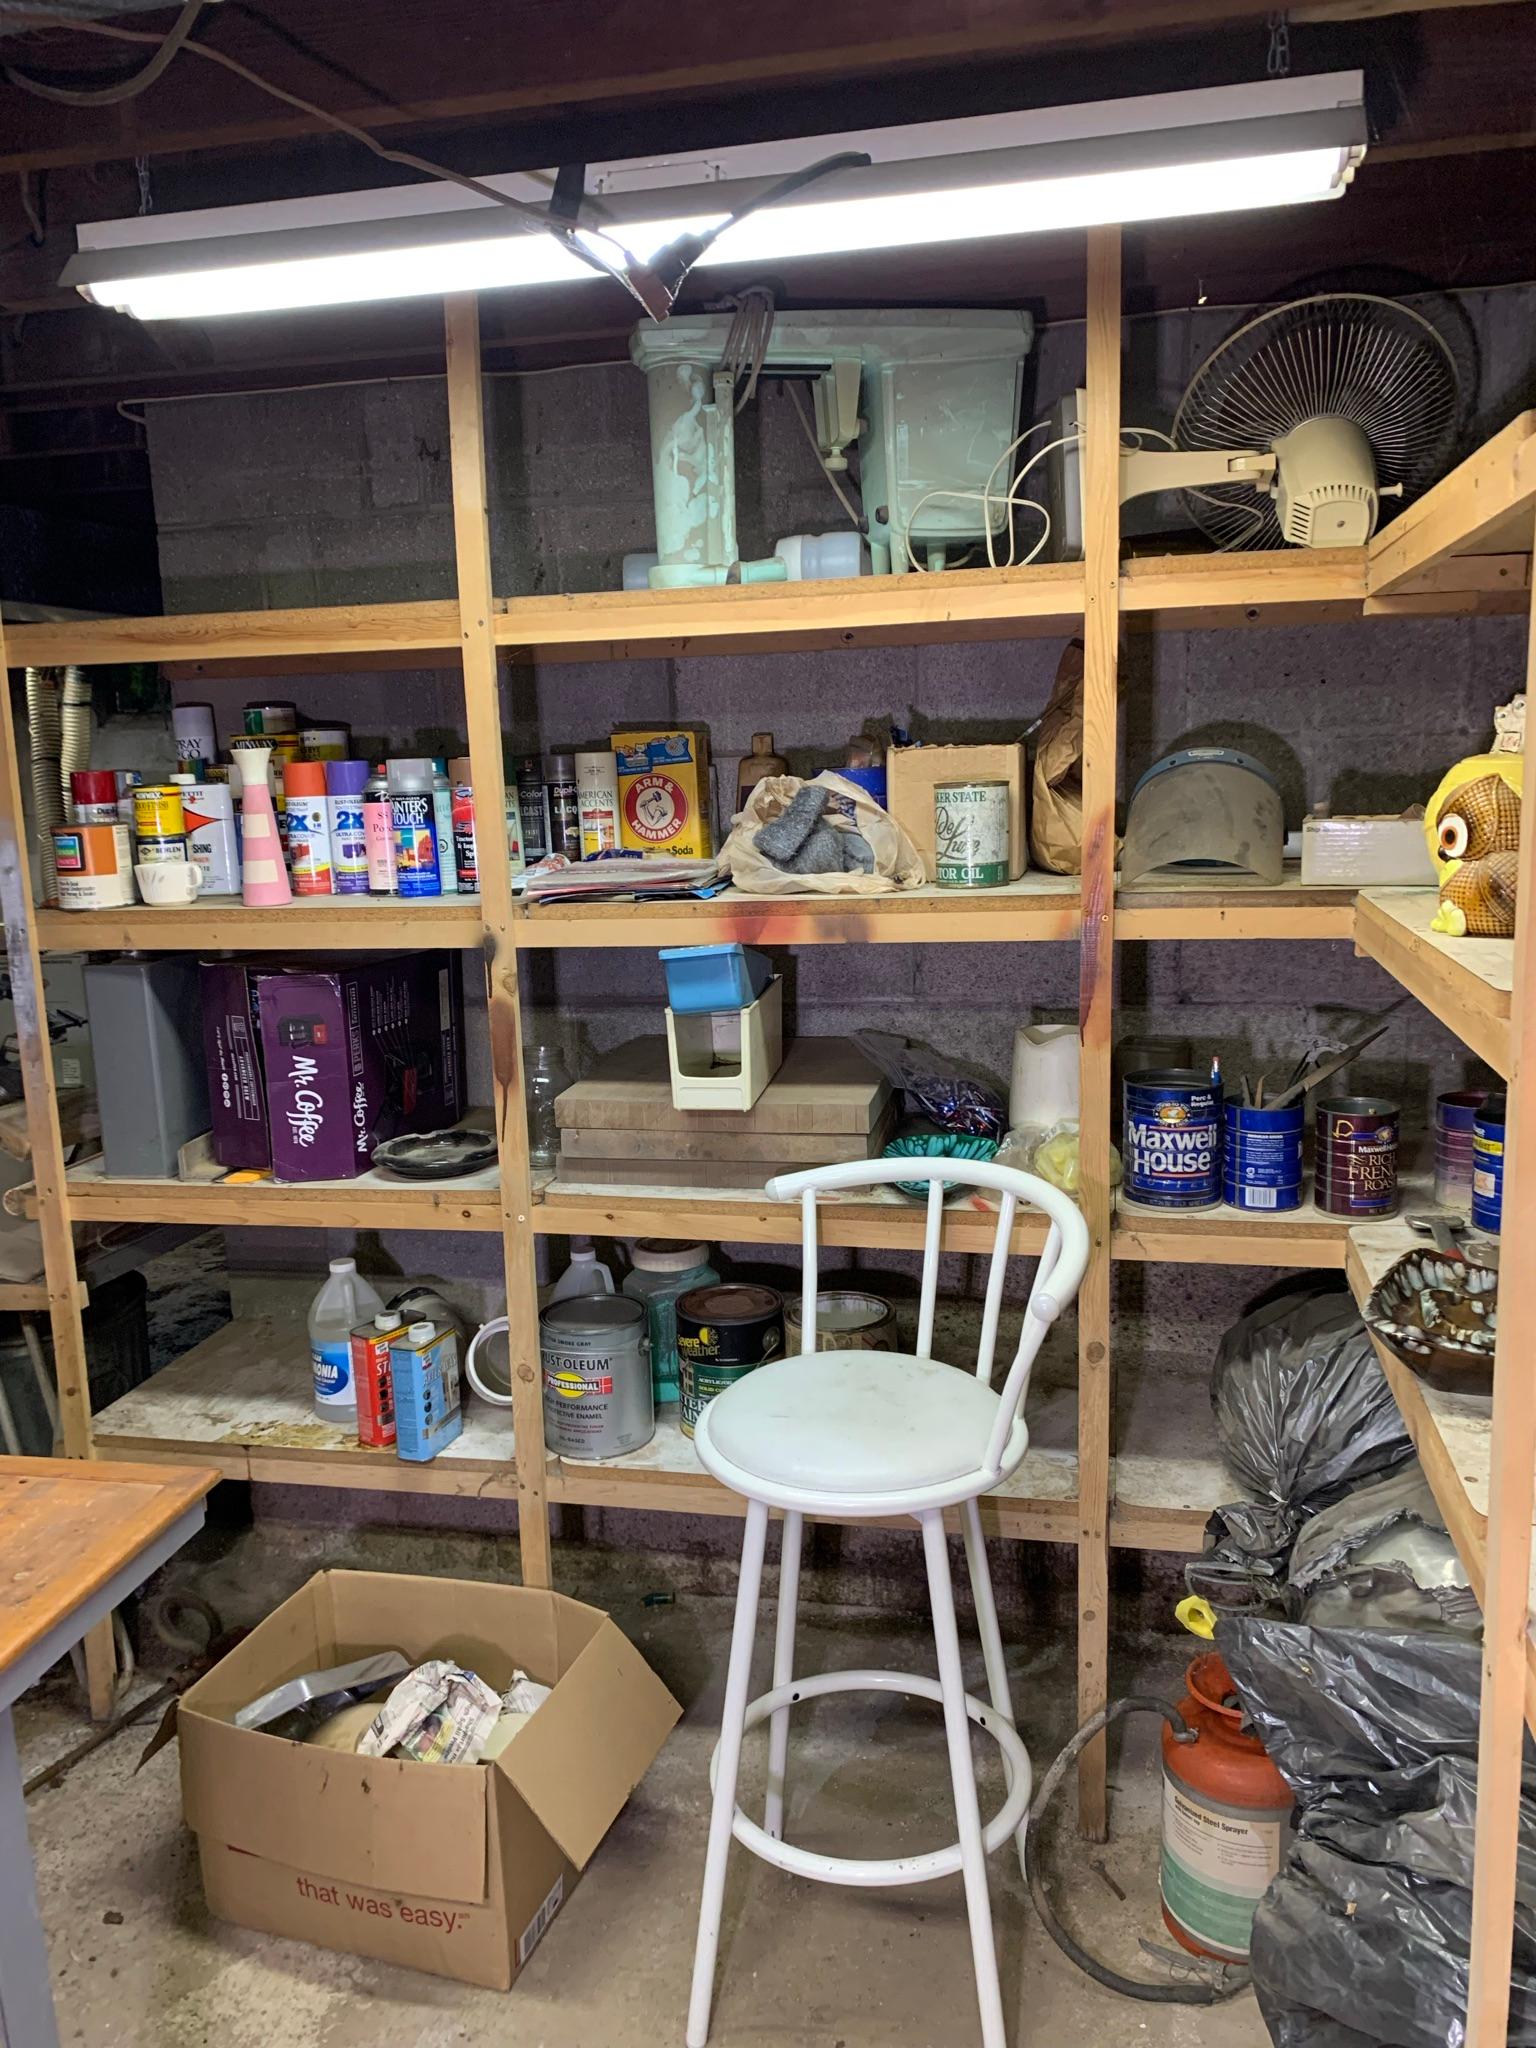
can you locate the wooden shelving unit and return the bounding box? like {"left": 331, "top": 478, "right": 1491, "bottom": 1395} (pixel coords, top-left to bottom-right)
{"left": 3, "top": 262, "right": 1534, "bottom": 2036}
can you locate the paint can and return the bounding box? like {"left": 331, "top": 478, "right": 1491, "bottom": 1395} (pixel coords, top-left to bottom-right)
{"left": 134, "top": 833, "right": 189, "bottom": 866}
{"left": 301, "top": 725, "right": 350, "bottom": 761}
{"left": 133, "top": 784, "right": 186, "bottom": 842}
{"left": 172, "top": 702, "right": 217, "bottom": 764}
{"left": 52, "top": 824, "right": 133, "bottom": 908}
{"left": 1472, "top": 1093, "right": 1506, "bottom": 1235}
{"left": 1434, "top": 1088, "right": 1487, "bottom": 1208}
{"left": 389, "top": 1320, "right": 463, "bottom": 1462}
{"left": 68, "top": 769, "right": 119, "bottom": 826}
{"left": 243, "top": 701, "right": 297, "bottom": 735}
{"left": 785, "top": 1289, "right": 898, "bottom": 1354}
{"left": 1123, "top": 1070, "right": 1222, "bottom": 1210}
{"left": 517, "top": 754, "right": 550, "bottom": 860}
{"left": 677, "top": 1282, "right": 784, "bottom": 1437}
{"left": 1222, "top": 1098, "right": 1304, "bottom": 1212}
{"left": 576, "top": 750, "right": 621, "bottom": 858}
{"left": 544, "top": 752, "right": 582, "bottom": 860}
{"left": 351, "top": 1313, "right": 405, "bottom": 1449}
{"left": 172, "top": 776, "right": 241, "bottom": 894}
{"left": 1314, "top": 1096, "right": 1399, "bottom": 1218}
{"left": 934, "top": 779, "right": 1010, "bottom": 889}
{"left": 540, "top": 1295, "right": 653, "bottom": 1458}
{"left": 283, "top": 760, "right": 333, "bottom": 895}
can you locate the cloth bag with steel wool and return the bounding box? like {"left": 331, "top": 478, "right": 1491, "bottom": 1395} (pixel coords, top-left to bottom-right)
{"left": 724, "top": 771, "right": 924, "bottom": 896}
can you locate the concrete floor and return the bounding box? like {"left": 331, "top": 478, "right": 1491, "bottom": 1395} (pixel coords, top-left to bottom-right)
{"left": 16, "top": 1557, "right": 1272, "bottom": 2048}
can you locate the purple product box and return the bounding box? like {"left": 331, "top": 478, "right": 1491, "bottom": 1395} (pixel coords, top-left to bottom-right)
{"left": 200, "top": 954, "right": 464, "bottom": 1182}
{"left": 200, "top": 959, "right": 271, "bottom": 1171}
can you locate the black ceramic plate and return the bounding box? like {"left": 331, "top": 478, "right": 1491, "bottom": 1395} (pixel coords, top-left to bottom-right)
{"left": 1363, "top": 1248, "right": 1498, "bottom": 1396}
{"left": 372, "top": 1129, "right": 497, "bottom": 1180}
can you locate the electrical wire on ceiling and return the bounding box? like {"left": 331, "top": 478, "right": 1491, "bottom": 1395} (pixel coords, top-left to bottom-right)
{"left": 4, "top": 0, "right": 207, "bottom": 105}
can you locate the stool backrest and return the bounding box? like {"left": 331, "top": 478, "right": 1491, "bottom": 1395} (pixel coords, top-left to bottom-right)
{"left": 764, "top": 1159, "right": 1091, "bottom": 1477}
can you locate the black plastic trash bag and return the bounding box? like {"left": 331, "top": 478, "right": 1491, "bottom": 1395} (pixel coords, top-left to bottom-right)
{"left": 1220, "top": 1618, "right": 1536, "bottom": 2048}
{"left": 1212, "top": 1278, "right": 1413, "bottom": 1512}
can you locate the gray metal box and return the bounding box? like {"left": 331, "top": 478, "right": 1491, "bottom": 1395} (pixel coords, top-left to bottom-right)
{"left": 83, "top": 957, "right": 210, "bottom": 1179}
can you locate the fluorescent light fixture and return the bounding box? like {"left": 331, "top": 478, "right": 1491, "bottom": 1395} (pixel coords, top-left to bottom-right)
{"left": 63, "top": 72, "right": 1366, "bottom": 321}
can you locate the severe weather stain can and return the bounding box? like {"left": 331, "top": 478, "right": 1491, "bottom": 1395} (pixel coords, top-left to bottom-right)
{"left": 1314, "top": 1096, "right": 1399, "bottom": 1218}
{"left": 1124, "top": 1069, "right": 1222, "bottom": 1209}
{"left": 677, "top": 1282, "right": 784, "bottom": 1438}
{"left": 934, "top": 780, "right": 1010, "bottom": 889}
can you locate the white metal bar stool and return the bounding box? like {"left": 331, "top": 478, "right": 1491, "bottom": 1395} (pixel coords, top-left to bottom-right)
{"left": 685, "top": 1157, "right": 1090, "bottom": 2048}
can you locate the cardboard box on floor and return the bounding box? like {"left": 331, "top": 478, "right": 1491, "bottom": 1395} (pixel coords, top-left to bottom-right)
{"left": 178, "top": 1570, "right": 680, "bottom": 1989}
{"left": 886, "top": 742, "right": 1029, "bottom": 882}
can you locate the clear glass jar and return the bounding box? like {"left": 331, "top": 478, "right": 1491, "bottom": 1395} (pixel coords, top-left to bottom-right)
{"left": 622, "top": 1239, "right": 717, "bottom": 1405}
{"left": 526, "top": 1042, "right": 573, "bottom": 1172}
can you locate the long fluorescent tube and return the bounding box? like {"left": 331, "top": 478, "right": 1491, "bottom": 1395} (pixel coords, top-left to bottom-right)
{"left": 63, "top": 73, "right": 1366, "bottom": 321}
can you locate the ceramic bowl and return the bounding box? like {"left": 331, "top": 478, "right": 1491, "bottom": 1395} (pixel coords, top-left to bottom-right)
{"left": 371, "top": 1128, "right": 497, "bottom": 1180}
{"left": 1363, "top": 1248, "right": 1498, "bottom": 1395}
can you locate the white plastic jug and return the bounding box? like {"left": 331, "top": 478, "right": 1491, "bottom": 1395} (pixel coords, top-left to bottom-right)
{"left": 308, "top": 1256, "right": 384, "bottom": 1423}
{"left": 547, "top": 1237, "right": 614, "bottom": 1304}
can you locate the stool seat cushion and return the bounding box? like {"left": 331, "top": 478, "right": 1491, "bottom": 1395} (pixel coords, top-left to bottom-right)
{"left": 701, "top": 1349, "right": 1012, "bottom": 1496}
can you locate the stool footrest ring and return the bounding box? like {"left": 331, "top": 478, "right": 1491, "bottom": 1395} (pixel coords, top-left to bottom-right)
{"left": 708, "top": 1667, "right": 1032, "bottom": 1889}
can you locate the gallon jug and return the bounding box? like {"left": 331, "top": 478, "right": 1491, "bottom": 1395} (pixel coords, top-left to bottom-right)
{"left": 548, "top": 1237, "right": 615, "bottom": 1304}
{"left": 309, "top": 1256, "right": 384, "bottom": 1423}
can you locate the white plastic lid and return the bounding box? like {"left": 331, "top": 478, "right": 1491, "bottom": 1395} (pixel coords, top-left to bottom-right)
{"left": 375, "top": 1313, "right": 398, "bottom": 1331}
{"left": 329, "top": 1257, "right": 356, "bottom": 1274}
{"left": 630, "top": 1239, "right": 707, "bottom": 1271}
{"left": 408, "top": 1320, "right": 435, "bottom": 1342}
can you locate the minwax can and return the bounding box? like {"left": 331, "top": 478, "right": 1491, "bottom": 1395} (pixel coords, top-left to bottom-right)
{"left": 677, "top": 1282, "right": 784, "bottom": 1438}
{"left": 934, "top": 779, "right": 1009, "bottom": 888}
{"left": 1124, "top": 1070, "right": 1221, "bottom": 1209}
{"left": 540, "top": 1296, "right": 652, "bottom": 1458}
{"left": 134, "top": 784, "right": 185, "bottom": 842}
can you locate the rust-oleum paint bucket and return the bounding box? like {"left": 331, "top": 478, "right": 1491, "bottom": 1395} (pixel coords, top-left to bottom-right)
{"left": 676, "top": 1282, "right": 784, "bottom": 1438}
{"left": 1315, "top": 1095, "right": 1399, "bottom": 1217}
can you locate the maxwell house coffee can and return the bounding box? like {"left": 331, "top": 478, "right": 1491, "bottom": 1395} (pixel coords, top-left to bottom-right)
{"left": 1315, "top": 1096, "right": 1399, "bottom": 1218}
{"left": 1124, "top": 1069, "right": 1222, "bottom": 1209}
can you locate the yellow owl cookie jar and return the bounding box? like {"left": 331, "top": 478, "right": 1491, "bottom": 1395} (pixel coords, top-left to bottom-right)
{"left": 1424, "top": 754, "right": 1524, "bottom": 937}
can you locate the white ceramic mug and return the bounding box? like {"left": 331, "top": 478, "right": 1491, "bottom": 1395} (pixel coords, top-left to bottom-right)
{"left": 135, "top": 860, "right": 203, "bottom": 906}
{"left": 465, "top": 1316, "right": 513, "bottom": 1405}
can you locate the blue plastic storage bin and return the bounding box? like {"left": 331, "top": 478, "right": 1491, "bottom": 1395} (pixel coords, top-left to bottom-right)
{"left": 659, "top": 943, "right": 773, "bottom": 1014}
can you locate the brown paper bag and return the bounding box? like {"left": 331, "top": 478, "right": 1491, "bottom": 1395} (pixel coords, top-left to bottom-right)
{"left": 723, "top": 772, "right": 926, "bottom": 895}
{"left": 1029, "top": 638, "right": 1087, "bottom": 874}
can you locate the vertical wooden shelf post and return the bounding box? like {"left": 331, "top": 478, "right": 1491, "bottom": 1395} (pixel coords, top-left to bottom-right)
{"left": 1465, "top": 511, "right": 1536, "bottom": 2048}
{"left": 443, "top": 293, "right": 553, "bottom": 1589}
{"left": 1075, "top": 225, "right": 1123, "bottom": 1839}
{"left": 0, "top": 622, "right": 115, "bottom": 1715}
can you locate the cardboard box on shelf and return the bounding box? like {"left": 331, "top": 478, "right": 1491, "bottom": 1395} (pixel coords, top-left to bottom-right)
{"left": 179, "top": 1570, "right": 680, "bottom": 1990}
{"left": 887, "top": 742, "right": 1029, "bottom": 882}
{"left": 611, "top": 726, "right": 713, "bottom": 858}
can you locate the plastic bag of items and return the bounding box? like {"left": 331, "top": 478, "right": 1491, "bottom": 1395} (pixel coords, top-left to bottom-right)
{"left": 854, "top": 1029, "right": 1006, "bottom": 1142}
{"left": 1287, "top": 1465, "right": 1480, "bottom": 1638}
{"left": 1212, "top": 1278, "right": 1413, "bottom": 1513}
{"left": 1221, "top": 1618, "right": 1536, "bottom": 2048}
{"left": 724, "top": 772, "right": 925, "bottom": 897}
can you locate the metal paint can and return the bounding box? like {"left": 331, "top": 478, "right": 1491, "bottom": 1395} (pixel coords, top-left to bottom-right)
{"left": 540, "top": 1295, "right": 653, "bottom": 1458}
{"left": 934, "top": 779, "right": 1010, "bottom": 889}
{"left": 1435, "top": 1088, "right": 1487, "bottom": 1208}
{"left": 677, "top": 1282, "right": 785, "bottom": 1438}
{"left": 785, "top": 1289, "right": 898, "bottom": 1354}
{"left": 133, "top": 833, "right": 189, "bottom": 866}
{"left": 1314, "top": 1096, "right": 1399, "bottom": 1218}
{"left": 52, "top": 824, "right": 133, "bottom": 908}
{"left": 1472, "top": 1093, "right": 1506, "bottom": 1236}
{"left": 134, "top": 784, "right": 186, "bottom": 841}
{"left": 1222, "top": 1098, "right": 1304, "bottom": 1212}
{"left": 1123, "top": 1069, "right": 1222, "bottom": 1210}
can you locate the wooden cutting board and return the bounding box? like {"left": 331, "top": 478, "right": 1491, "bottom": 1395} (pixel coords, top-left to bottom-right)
{"left": 552, "top": 1156, "right": 843, "bottom": 1189}
{"left": 555, "top": 1037, "right": 890, "bottom": 1135}
{"left": 559, "top": 1105, "right": 896, "bottom": 1164}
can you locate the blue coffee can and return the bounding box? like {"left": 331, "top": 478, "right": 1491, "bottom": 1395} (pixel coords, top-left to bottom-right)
{"left": 1124, "top": 1069, "right": 1222, "bottom": 1209}
{"left": 1223, "top": 1097, "right": 1304, "bottom": 1211}
{"left": 1472, "top": 1093, "right": 1506, "bottom": 1235}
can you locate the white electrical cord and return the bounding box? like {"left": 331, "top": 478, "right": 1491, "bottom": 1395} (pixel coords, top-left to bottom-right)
{"left": 786, "top": 382, "right": 864, "bottom": 530}
{"left": 900, "top": 425, "right": 1076, "bottom": 574}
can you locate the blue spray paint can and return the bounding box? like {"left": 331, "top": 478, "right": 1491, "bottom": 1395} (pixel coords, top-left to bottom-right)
{"left": 1223, "top": 1097, "right": 1304, "bottom": 1211}
{"left": 1472, "top": 1093, "right": 1506, "bottom": 1235}
{"left": 1124, "top": 1070, "right": 1222, "bottom": 1209}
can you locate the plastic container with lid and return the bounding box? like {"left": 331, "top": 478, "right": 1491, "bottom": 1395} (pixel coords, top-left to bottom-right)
{"left": 308, "top": 1256, "right": 384, "bottom": 1423}
{"left": 548, "top": 1236, "right": 615, "bottom": 1303}
{"left": 623, "top": 1239, "right": 718, "bottom": 1404}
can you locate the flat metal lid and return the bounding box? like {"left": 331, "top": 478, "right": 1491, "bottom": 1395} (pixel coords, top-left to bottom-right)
{"left": 677, "top": 1282, "right": 782, "bottom": 1323}
{"left": 542, "top": 1296, "right": 645, "bottom": 1336}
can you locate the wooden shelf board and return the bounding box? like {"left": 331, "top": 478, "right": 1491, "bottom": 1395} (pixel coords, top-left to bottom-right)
{"left": 1353, "top": 887, "right": 1512, "bottom": 1076}
{"left": 1113, "top": 1189, "right": 1350, "bottom": 1268}
{"left": 1368, "top": 410, "right": 1536, "bottom": 596}
{"left": 45, "top": 1152, "right": 502, "bottom": 1233}
{"left": 6, "top": 599, "right": 463, "bottom": 669}
{"left": 35, "top": 892, "right": 485, "bottom": 954}
{"left": 1115, "top": 875, "right": 1355, "bottom": 941}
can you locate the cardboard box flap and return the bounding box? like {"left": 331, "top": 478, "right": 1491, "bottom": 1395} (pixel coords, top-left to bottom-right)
{"left": 182, "top": 1714, "right": 492, "bottom": 1903}
{"left": 496, "top": 1616, "right": 680, "bottom": 1869}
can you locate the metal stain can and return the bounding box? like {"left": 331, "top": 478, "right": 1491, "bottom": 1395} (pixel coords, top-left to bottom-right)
{"left": 1315, "top": 1096, "right": 1399, "bottom": 1218}
{"left": 1472, "top": 1093, "right": 1506, "bottom": 1235}
{"left": 52, "top": 824, "right": 133, "bottom": 908}
{"left": 1222, "top": 1098, "right": 1304, "bottom": 1212}
{"left": 540, "top": 1295, "right": 653, "bottom": 1458}
{"left": 677, "top": 1282, "right": 785, "bottom": 1438}
{"left": 1435, "top": 1088, "right": 1487, "bottom": 1208}
{"left": 934, "top": 779, "right": 1010, "bottom": 889}
{"left": 785, "top": 1289, "right": 898, "bottom": 1354}
{"left": 1123, "top": 1069, "right": 1222, "bottom": 1209}
{"left": 351, "top": 1314, "right": 405, "bottom": 1448}
{"left": 134, "top": 784, "right": 186, "bottom": 841}
{"left": 134, "top": 833, "right": 189, "bottom": 866}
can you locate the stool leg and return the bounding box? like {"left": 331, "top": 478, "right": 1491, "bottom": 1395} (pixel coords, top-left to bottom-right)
{"left": 763, "top": 1509, "right": 803, "bottom": 1841}
{"left": 961, "top": 1497, "right": 1025, "bottom": 1878}
{"left": 687, "top": 1497, "right": 769, "bottom": 2048}
{"left": 922, "top": 1508, "right": 1007, "bottom": 2048}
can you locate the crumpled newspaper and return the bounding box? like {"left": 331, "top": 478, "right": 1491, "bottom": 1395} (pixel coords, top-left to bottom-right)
{"left": 357, "top": 1661, "right": 552, "bottom": 1765}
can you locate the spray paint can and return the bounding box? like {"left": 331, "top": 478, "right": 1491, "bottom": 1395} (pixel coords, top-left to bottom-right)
{"left": 446, "top": 756, "right": 479, "bottom": 891}
{"left": 540, "top": 1296, "right": 654, "bottom": 1458}
{"left": 517, "top": 755, "right": 549, "bottom": 860}
{"left": 430, "top": 758, "right": 459, "bottom": 894}
{"left": 1123, "top": 1070, "right": 1222, "bottom": 1209}
{"left": 389, "top": 758, "right": 442, "bottom": 897}
{"left": 69, "top": 770, "right": 119, "bottom": 826}
{"left": 284, "top": 761, "right": 334, "bottom": 895}
{"left": 363, "top": 767, "right": 397, "bottom": 893}
{"left": 576, "top": 750, "right": 621, "bottom": 858}
{"left": 544, "top": 752, "right": 582, "bottom": 860}
{"left": 325, "top": 760, "right": 370, "bottom": 895}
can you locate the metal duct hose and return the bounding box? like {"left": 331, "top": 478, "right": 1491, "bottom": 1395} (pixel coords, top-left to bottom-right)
{"left": 24, "top": 667, "right": 64, "bottom": 901}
